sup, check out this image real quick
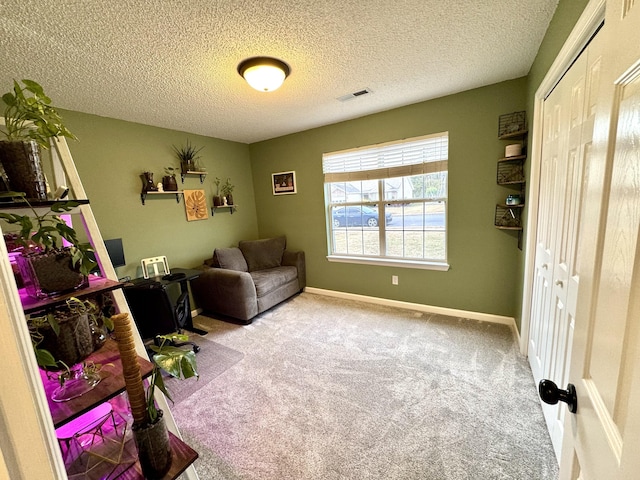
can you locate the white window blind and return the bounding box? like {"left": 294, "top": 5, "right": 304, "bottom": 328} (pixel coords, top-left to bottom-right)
{"left": 323, "top": 132, "right": 448, "bottom": 182}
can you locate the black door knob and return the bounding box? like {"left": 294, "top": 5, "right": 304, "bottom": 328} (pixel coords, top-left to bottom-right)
{"left": 538, "top": 379, "right": 577, "bottom": 414}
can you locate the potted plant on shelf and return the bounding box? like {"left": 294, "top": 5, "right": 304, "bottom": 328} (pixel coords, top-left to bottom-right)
{"left": 221, "top": 177, "right": 234, "bottom": 206}
{"left": 28, "top": 297, "right": 112, "bottom": 402}
{"left": 212, "top": 176, "right": 223, "bottom": 207}
{"left": 172, "top": 140, "right": 203, "bottom": 174}
{"left": 162, "top": 166, "right": 178, "bottom": 192}
{"left": 112, "top": 312, "right": 198, "bottom": 478}
{"left": 0, "top": 197, "right": 97, "bottom": 298}
{"left": 0, "top": 79, "right": 77, "bottom": 200}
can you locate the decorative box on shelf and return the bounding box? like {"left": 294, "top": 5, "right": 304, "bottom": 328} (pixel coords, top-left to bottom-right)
{"left": 498, "top": 111, "right": 527, "bottom": 139}
{"left": 494, "top": 204, "right": 524, "bottom": 230}
{"left": 497, "top": 156, "right": 526, "bottom": 185}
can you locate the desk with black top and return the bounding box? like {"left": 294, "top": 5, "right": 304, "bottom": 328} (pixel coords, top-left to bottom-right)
{"left": 124, "top": 268, "right": 207, "bottom": 337}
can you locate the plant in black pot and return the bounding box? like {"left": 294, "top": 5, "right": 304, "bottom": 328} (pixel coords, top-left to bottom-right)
{"left": 173, "top": 140, "right": 203, "bottom": 174}
{"left": 0, "top": 79, "right": 77, "bottom": 200}
{"left": 0, "top": 198, "right": 97, "bottom": 298}
{"left": 162, "top": 166, "right": 179, "bottom": 192}
{"left": 112, "top": 312, "right": 198, "bottom": 478}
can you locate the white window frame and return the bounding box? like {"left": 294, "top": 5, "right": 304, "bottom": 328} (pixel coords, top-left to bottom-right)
{"left": 323, "top": 132, "right": 449, "bottom": 271}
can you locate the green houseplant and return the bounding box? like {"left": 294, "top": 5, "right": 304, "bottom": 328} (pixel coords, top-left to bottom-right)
{"left": 0, "top": 198, "right": 97, "bottom": 298}
{"left": 0, "top": 79, "right": 76, "bottom": 200}
{"left": 212, "top": 176, "right": 223, "bottom": 207}
{"left": 28, "top": 297, "right": 112, "bottom": 402}
{"left": 172, "top": 140, "right": 203, "bottom": 174}
{"left": 112, "top": 312, "right": 198, "bottom": 478}
{"left": 221, "top": 177, "right": 234, "bottom": 205}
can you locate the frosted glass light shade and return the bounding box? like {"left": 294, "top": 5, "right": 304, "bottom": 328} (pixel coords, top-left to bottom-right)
{"left": 238, "top": 57, "right": 290, "bottom": 92}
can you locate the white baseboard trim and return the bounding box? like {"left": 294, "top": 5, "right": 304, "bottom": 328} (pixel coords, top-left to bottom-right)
{"left": 304, "top": 287, "right": 517, "bottom": 330}
{"left": 193, "top": 290, "right": 520, "bottom": 341}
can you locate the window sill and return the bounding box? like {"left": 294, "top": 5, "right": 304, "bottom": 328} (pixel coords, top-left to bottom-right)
{"left": 326, "top": 255, "right": 450, "bottom": 271}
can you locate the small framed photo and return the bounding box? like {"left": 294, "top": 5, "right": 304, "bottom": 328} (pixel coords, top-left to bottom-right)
{"left": 272, "top": 171, "right": 297, "bottom": 195}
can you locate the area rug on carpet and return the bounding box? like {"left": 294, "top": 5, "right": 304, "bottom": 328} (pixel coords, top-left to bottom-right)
{"left": 173, "top": 293, "right": 558, "bottom": 480}
{"left": 163, "top": 336, "right": 244, "bottom": 405}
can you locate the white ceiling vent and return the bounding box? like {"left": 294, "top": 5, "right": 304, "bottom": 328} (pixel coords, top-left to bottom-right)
{"left": 337, "top": 88, "right": 373, "bottom": 102}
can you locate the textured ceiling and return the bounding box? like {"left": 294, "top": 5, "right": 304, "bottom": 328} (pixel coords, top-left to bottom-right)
{"left": 0, "top": 0, "right": 558, "bottom": 144}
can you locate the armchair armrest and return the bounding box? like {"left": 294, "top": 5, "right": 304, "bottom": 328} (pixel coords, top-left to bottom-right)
{"left": 282, "top": 250, "right": 306, "bottom": 291}
{"left": 191, "top": 268, "right": 258, "bottom": 322}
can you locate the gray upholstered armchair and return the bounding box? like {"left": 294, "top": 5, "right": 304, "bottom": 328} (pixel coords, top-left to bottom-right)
{"left": 191, "top": 236, "right": 305, "bottom": 324}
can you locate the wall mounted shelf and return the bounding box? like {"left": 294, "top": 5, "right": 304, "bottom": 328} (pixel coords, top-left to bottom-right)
{"left": 211, "top": 205, "right": 237, "bottom": 216}
{"left": 140, "top": 191, "right": 183, "bottom": 205}
{"left": 496, "top": 111, "right": 527, "bottom": 249}
{"left": 180, "top": 171, "right": 207, "bottom": 183}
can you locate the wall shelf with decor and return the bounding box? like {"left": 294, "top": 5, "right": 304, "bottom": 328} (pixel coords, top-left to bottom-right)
{"left": 211, "top": 204, "right": 237, "bottom": 216}
{"left": 494, "top": 204, "right": 524, "bottom": 230}
{"left": 496, "top": 111, "right": 527, "bottom": 249}
{"left": 140, "top": 190, "right": 183, "bottom": 205}
{"left": 180, "top": 171, "right": 207, "bottom": 183}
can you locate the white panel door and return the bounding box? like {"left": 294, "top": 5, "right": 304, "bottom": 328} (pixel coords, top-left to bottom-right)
{"left": 559, "top": 1, "right": 640, "bottom": 478}
{"left": 528, "top": 29, "right": 603, "bottom": 460}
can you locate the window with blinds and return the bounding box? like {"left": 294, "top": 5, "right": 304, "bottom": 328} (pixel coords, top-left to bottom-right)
{"left": 323, "top": 132, "right": 449, "bottom": 268}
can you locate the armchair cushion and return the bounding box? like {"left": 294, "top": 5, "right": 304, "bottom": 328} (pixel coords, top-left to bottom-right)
{"left": 239, "top": 236, "right": 286, "bottom": 271}
{"left": 213, "top": 247, "right": 248, "bottom": 272}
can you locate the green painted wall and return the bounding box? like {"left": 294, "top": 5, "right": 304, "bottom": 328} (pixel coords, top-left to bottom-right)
{"left": 6, "top": 0, "right": 587, "bottom": 326}
{"left": 60, "top": 111, "right": 258, "bottom": 280}
{"left": 249, "top": 78, "right": 527, "bottom": 318}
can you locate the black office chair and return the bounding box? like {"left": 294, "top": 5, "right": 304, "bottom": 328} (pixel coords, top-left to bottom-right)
{"left": 123, "top": 280, "right": 199, "bottom": 354}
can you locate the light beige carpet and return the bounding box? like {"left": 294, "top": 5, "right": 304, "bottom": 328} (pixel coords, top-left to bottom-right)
{"left": 173, "top": 292, "right": 558, "bottom": 480}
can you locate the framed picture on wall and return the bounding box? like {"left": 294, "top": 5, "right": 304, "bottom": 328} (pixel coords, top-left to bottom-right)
{"left": 184, "top": 189, "right": 209, "bottom": 221}
{"left": 272, "top": 171, "right": 297, "bottom": 195}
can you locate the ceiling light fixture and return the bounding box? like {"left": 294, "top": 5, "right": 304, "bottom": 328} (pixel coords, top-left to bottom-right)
{"left": 237, "top": 57, "right": 291, "bottom": 92}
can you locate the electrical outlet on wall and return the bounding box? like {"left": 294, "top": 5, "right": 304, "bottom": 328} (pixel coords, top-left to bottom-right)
{"left": 392, "top": 275, "right": 399, "bottom": 285}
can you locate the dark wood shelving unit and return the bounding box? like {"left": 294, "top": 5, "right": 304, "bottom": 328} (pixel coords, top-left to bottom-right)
{"left": 0, "top": 132, "right": 197, "bottom": 478}
{"left": 21, "top": 276, "right": 124, "bottom": 314}
{"left": 21, "top": 278, "right": 198, "bottom": 478}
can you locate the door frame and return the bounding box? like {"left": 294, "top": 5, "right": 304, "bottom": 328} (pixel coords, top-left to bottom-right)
{"left": 519, "top": 0, "right": 605, "bottom": 354}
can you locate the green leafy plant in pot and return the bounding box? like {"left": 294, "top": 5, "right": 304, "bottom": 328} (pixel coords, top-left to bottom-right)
{"left": 221, "top": 177, "right": 234, "bottom": 205}
{"left": 29, "top": 297, "right": 113, "bottom": 402}
{"left": 172, "top": 140, "right": 203, "bottom": 174}
{"left": 0, "top": 198, "right": 97, "bottom": 298}
{"left": 212, "top": 176, "right": 224, "bottom": 206}
{"left": 0, "top": 79, "right": 77, "bottom": 200}
{"left": 112, "top": 312, "right": 198, "bottom": 478}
